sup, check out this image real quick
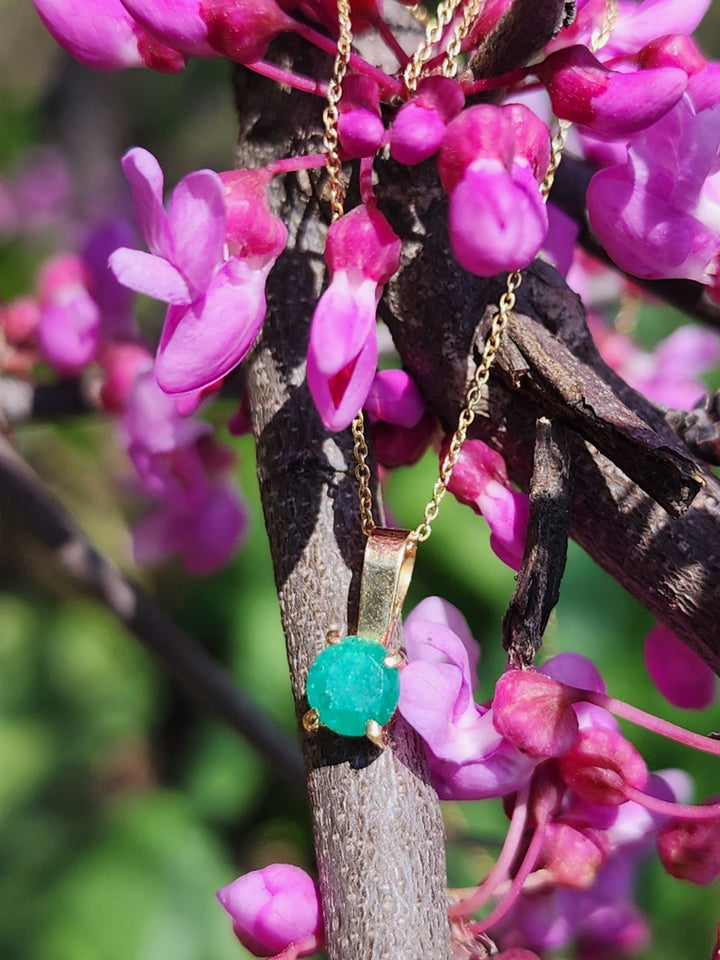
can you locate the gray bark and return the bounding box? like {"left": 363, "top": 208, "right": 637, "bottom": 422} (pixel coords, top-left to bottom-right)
{"left": 237, "top": 44, "right": 451, "bottom": 960}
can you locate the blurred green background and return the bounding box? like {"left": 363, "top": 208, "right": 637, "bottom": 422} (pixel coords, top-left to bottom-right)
{"left": 1, "top": 3, "right": 719, "bottom": 959}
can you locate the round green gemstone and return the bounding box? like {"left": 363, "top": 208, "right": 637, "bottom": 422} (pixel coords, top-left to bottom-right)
{"left": 306, "top": 635, "right": 400, "bottom": 737}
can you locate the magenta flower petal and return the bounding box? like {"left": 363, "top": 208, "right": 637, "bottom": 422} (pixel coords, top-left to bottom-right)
{"left": 449, "top": 159, "right": 548, "bottom": 276}
{"left": 540, "top": 651, "right": 607, "bottom": 694}
{"left": 399, "top": 661, "right": 467, "bottom": 755}
{"left": 38, "top": 294, "right": 101, "bottom": 375}
{"left": 364, "top": 369, "right": 425, "bottom": 428}
{"left": 167, "top": 169, "right": 226, "bottom": 293}
{"left": 611, "top": 0, "right": 711, "bottom": 54}
{"left": 492, "top": 669, "right": 580, "bottom": 758}
{"left": 308, "top": 273, "right": 377, "bottom": 376}
{"left": 120, "top": 147, "right": 172, "bottom": 259}
{"left": 307, "top": 327, "right": 377, "bottom": 431}
{"left": 405, "top": 596, "right": 481, "bottom": 685}
{"left": 559, "top": 727, "right": 648, "bottom": 806}
{"left": 155, "top": 258, "right": 268, "bottom": 393}
{"left": 587, "top": 164, "right": 718, "bottom": 281}
{"left": 109, "top": 247, "right": 193, "bottom": 304}
{"left": 33, "top": 0, "right": 145, "bottom": 69}
{"left": 539, "top": 46, "right": 686, "bottom": 138}
{"left": 644, "top": 622, "right": 717, "bottom": 709}
{"left": 120, "top": 0, "right": 215, "bottom": 56}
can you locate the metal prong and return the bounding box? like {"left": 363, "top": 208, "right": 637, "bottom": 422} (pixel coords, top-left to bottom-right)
{"left": 303, "top": 708, "right": 320, "bottom": 733}
{"left": 383, "top": 651, "right": 405, "bottom": 668}
{"left": 365, "top": 719, "right": 385, "bottom": 748}
{"left": 325, "top": 629, "right": 341, "bottom": 645}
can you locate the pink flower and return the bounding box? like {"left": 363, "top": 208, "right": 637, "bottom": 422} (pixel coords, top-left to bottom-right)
{"left": 446, "top": 439, "right": 529, "bottom": 569}
{"left": 587, "top": 97, "right": 720, "bottom": 283}
{"left": 307, "top": 203, "right": 400, "bottom": 431}
{"left": 643, "top": 622, "right": 717, "bottom": 709}
{"left": 537, "top": 45, "right": 686, "bottom": 138}
{"left": 439, "top": 104, "right": 550, "bottom": 277}
{"left": 33, "top": 0, "right": 185, "bottom": 71}
{"left": 589, "top": 317, "right": 720, "bottom": 409}
{"left": 364, "top": 369, "right": 436, "bottom": 467}
{"left": 37, "top": 253, "right": 101, "bottom": 375}
{"left": 657, "top": 813, "right": 720, "bottom": 884}
{"left": 110, "top": 149, "right": 286, "bottom": 394}
{"left": 398, "top": 597, "right": 537, "bottom": 799}
{"left": 133, "top": 476, "right": 247, "bottom": 575}
{"left": 390, "top": 77, "right": 465, "bottom": 166}
{"left": 216, "top": 864, "right": 324, "bottom": 958}
{"left": 337, "top": 75, "right": 384, "bottom": 159}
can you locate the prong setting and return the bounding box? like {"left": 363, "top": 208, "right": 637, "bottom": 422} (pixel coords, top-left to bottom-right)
{"left": 365, "top": 719, "right": 385, "bottom": 747}
{"left": 303, "top": 707, "right": 320, "bottom": 732}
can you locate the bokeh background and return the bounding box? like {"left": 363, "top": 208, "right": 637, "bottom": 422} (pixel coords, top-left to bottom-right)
{"left": 1, "top": 2, "right": 719, "bottom": 958}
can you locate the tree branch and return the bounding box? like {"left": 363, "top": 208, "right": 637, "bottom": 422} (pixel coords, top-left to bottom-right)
{"left": 236, "top": 41, "right": 452, "bottom": 960}
{"left": 378, "top": 159, "right": 720, "bottom": 673}
{"left": 0, "top": 433, "right": 304, "bottom": 789}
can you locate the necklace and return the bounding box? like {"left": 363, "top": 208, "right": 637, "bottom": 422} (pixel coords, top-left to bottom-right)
{"left": 303, "top": 0, "right": 617, "bottom": 746}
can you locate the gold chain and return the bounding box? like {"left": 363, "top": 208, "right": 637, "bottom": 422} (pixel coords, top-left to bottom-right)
{"left": 404, "top": 0, "right": 465, "bottom": 93}
{"left": 442, "top": 0, "right": 484, "bottom": 78}
{"left": 323, "top": 0, "right": 617, "bottom": 542}
{"left": 322, "top": 0, "right": 353, "bottom": 222}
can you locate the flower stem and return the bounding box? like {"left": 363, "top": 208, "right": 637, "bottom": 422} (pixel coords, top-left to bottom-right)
{"left": 291, "top": 21, "right": 404, "bottom": 97}
{"left": 246, "top": 58, "right": 328, "bottom": 97}
{"left": 584, "top": 689, "right": 720, "bottom": 757}
{"left": 469, "top": 813, "right": 548, "bottom": 935}
{"left": 623, "top": 785, "right": 720, "bottom": 821}
{"left": 449, "top": 783, "right": 530, "bottom": 919}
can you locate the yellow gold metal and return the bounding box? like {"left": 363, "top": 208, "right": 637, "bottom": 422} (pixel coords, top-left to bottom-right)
{"left": 322, "top": 0, "right": 353, "bottom": 223}
{"left": 303, "top": 707, "right": 321, "bottom": 732}
{"left": 442, "top": 0, "right": 484, "bottom": 79}
{"left": 365, "top": 719, "right": 386, "bottom": 747}
{"left": 357, "top": 528, "right": 417, "bottom": 645}
{"left": 383, "top": 651, "right": 405, "bottom": 668}
{"left": 326, "top": 629, "right": 341, "bottom": 644}
{"left": 404, "top": 0, "right": 465, "bottom": 94}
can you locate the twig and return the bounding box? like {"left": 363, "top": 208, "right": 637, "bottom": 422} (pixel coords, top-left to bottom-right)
{"left": 503, "top": 416, "right": 572, "bottom": 667}
{"left": 0, "top": 433, "right": 305, "bottom": 789}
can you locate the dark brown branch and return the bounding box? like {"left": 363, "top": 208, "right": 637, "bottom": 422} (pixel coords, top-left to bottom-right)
{"left": 469, "top": 0, "right": 569, "bottom": 79}
{"left": 503, "top": 417, "right": 572, "bottom": 667}
{"left": 0, "top": 434, "right": 304, "bottom": 789}
{"left": 0, "top": 377, "right": 90, "bottom": 425}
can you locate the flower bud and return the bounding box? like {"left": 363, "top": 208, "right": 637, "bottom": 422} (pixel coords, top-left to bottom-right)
{"left": 657, "top": 814, "right": 720, "bottom": 884}
{"left": 217, "top": 864, "right": 323, "bottom": 958}
{"left": 338, "top": 75, "right": 384, "bottom": 159}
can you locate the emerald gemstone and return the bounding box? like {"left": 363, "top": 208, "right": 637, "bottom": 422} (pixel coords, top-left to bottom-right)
{"left": 306, "top": 635, "right": 400, "bottom": 737}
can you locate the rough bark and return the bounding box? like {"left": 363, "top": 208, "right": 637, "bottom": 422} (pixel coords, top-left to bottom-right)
{"left": 237, "top": 44, "right": 451, "bottom": 960}
{"left": 503, "top": 417, "right": 572, "bottom": 667}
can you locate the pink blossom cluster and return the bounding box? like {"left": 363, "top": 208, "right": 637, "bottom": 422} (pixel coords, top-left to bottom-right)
{"left": 217, "top": 597, "right": 719, "bottom": 959}
{"left": 1, "top": 214, "right": 246, "bottom": 576}
{"left": 32, "top": 0, "right": 720, "bottom": 437}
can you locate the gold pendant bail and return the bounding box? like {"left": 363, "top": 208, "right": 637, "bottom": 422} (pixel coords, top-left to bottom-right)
{"left": 357, "top": 528, "right": 417, "bottom": 646}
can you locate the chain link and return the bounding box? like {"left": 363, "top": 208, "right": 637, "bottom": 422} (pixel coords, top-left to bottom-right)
{"left": 442, "top": 0, "right": 484, "bottom": 78}
{"left": 404, "top": 0, "right": 465, "bottom": 93}
{"left": 322, "top": 0, "right": 353, "bottom": 222}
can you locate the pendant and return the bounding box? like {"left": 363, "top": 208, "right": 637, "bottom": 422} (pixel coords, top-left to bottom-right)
{"left": 303, "top": 528, "right": 417, "bottom": 746}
